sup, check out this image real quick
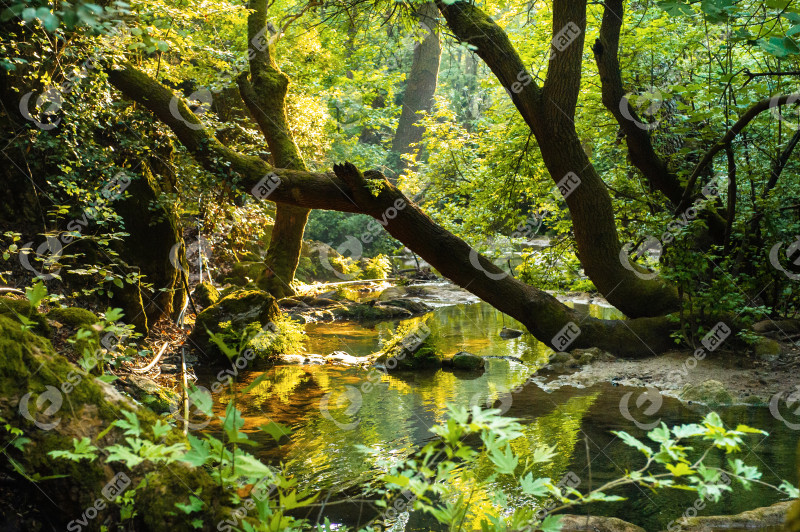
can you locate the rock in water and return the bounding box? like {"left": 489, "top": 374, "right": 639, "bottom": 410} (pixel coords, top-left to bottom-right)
{"left": 679, "top": 379, "right": 734, "bottom": 405}
{"left": 444, "top": 351, "right": 485, "bottom": 371}
{"left": 499, "top": 327, "right": 523, "bottom": 339}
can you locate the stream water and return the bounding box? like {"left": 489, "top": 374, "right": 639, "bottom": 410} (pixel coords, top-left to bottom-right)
{"left": 199, "top": 288, "right": 797, "bottom": 531}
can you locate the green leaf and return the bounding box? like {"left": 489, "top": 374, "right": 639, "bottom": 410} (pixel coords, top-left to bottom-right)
{"left": 539, "top": 514, "right": 564, "bottom": 532}
{"left": 25, "top": 282, "right": 47, "bottom": 308}
{"left": 175, "top": 495, "right": 204, "bottom": 514}
{"left": 519, "top": 473, "right": 552, "bottom": 497}
{"left": 258, "top": 421, "right": 291, "bottom": 442}
{"left": 666, "top": 462, "right": 695, "bottom": 477}
{"left": 658, "top": 0, "right": 693, "bottom": 16}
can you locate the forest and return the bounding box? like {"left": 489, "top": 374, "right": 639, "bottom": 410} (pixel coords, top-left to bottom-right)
{"left": 1, "top": 0, "right": 800, "bottom": 529}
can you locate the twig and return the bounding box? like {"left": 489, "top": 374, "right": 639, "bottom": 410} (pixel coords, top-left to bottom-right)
{"left": 131, "top": 342, "right": 169, "bottom": 373}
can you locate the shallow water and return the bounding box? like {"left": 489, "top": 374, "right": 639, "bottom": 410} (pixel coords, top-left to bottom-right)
{"left": 199, "top": 299, "right": 797, "bottom": 531}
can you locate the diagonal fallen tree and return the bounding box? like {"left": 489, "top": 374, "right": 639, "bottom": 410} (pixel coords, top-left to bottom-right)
{"left": 106, "top": 63, "right": 677, "bottom": 357}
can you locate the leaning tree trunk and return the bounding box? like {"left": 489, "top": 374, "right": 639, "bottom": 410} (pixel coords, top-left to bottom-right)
{"left": 105, "top": 63, "right": 681, "bottom": 356}
{"left": 435, "top": 0, "right": 681, "bottom": 318}
{"left": 388, "top": 1, "right": 441, "bottom": 180}
{"left": 236, "top": 0, "right": 310, "bottom": 299}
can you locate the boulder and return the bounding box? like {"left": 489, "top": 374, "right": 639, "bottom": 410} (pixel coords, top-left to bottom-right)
{"left": 499, "top": 327, "right": 523, "bottom": 339}
{"left": 189, "top": 289, "right": 279, "bottom": 359}
{"left": 679, "top": 379, "right": 734, "bottom": 405}
{"left": 571, "top": 347, "right": 616, "bottom": 365}
{"left": 222, "top": 261, "right": 267, "bottom": 287}
{"left": 557, "top": 515, "right": 645, "bottom": 532}
{"left": 47, "top": 306, "right": 101, "bottom": 357}
{"left": 274, "top": 354, "right": 326, "bottom": 365}
{"left": 192, "top": 281, "right": 220, "bottom": 309}
{"left": 0, "top": 315, "right": 239, "bottom": 530}
{"left": 443, "top": 351, "right": 485, "bottom": 371}
{"left": 753, "top": 337, "right": 781, "bottom": 361}
{"left": 752, "top": 318, "right": 800, "bottom": 335}
{"left": 378, "top": 286, "right": 407, "bottom": 301}
{"left": 47, "top": 307, "right": 100, "bottom": 328}
{"left": 679, "top": 500, "right": 793, "bottom": 530}
{"left": 373, "top": 323, "right": 442, "bottom": 371}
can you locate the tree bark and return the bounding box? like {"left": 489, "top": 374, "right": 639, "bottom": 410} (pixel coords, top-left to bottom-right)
{"left": 106, "top": 63, "right": 682, "bottom": 356}
{"left": 593, "top": 0, "right": 727, "bottom": 243}
{"left": 389, "top": 1, "right": 441, "bottom": 179}
{"left": 236, "top": 0, "right": 310, "bottom": 299}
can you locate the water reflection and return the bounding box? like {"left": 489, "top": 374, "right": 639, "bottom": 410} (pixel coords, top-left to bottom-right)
{"left": 198, "top": 300, "right": 795, "bottom": 530}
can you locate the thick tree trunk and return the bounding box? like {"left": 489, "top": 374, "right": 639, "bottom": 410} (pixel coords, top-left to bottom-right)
{"left": 389, "top": 2, "right": 441, "bottom": 179}
{"left": 436, "top": 0, "right": 681, "bottom": 318}
{"left": 105, "top": 64, "right": 679, "bottom": 356}
{"left": 236, "top": 0, "right": 310, "bottom": 298}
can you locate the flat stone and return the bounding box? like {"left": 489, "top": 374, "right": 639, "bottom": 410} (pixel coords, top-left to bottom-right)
{"left": 160, "top": 364, "right": 180, "bottom": 374}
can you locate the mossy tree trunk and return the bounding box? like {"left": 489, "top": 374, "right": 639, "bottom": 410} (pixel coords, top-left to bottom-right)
{"left": 112, "top": 153, "right": 186, "bottom": 332}
{"left": 236, "top": 0, "right": 310, "bottom": 299}
{"left": 388, "top": 1, "right": 441, "bottom": 180}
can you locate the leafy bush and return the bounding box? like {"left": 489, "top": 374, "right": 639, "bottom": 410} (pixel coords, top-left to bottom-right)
{"left": 361, "top": 254, "right": 391, "bottom": 279}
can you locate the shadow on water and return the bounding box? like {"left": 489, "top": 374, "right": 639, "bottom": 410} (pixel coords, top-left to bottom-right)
{"left": 198, "top": 300, "right": 797, "bottom": 531}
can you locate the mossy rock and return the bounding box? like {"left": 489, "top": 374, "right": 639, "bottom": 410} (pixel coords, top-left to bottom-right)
{"left": 332, "top": 303, "right": 412, "bottom": 321}
{"left": 123, "top": 374, "right": 179, "bottom": 414}
{"left": 193, "top": 281, "right": 220, "bottom": 308}
{"left": 788, "top": 442, "right": 800, "bottom": 531}
{"left": 443, "top": 352, "right": 485, "bottom": 371}
{"left": 47, "top": 307, "right": 102, "bottom": 357}
{"left": 189, "top": 289, "right": 279, "bottom": 359}
{"left": 377, "top": 287, "right": 406, "bottom": 301}
{"left": 47, "top": 307, "right": 100, "bottom": 328}
{"left": 753, "top": 337, "right": 781, "bottom": 360}
{"left": 0, "top": 296, "right": 50, "bottom": 337}
{"left": 679, "top": 379, "right": 734, "bottom": 405}
{"left": 373, "top": 325, "right": 443, "bottom": 371}
{"left": 0, "top": 315, "right": 240, "bottom": 530}
{"left": 380, "top": 298, "right": 432, "bottom": 314}
{"left": 679, "top": 501, "right": 792, "bottom": 530}
{"left": 222, "top": 261, "right": 267, "bottom": 287}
